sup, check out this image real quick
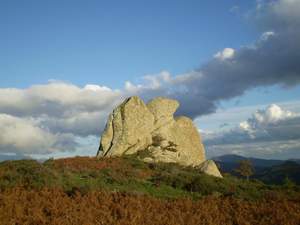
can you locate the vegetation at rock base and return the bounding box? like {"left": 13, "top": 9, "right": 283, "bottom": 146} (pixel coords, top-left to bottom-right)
{"left": 0, "top": 156, "right": 299, "bottom": 224}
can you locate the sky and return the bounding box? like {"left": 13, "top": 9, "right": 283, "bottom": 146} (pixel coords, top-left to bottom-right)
{"left": 1, "top": 0, "right": 257, "bottom": 88}
{"left": 0, "top": 0, "right": 300, "bottom": 160}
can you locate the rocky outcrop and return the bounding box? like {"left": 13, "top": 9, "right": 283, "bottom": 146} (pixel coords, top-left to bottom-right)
{"left": 97, "top": 96, "right": 222, "bottom": 177}
{"left": 98, "top": 96, "right": 154, "bottom": 157}
{"left": 197, "top": 160, "right": 223, "bottom": 178}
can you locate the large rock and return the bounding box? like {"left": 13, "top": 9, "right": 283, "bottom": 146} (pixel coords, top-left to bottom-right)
{"left": 97, "top": 96, "right": 221, "bottom": 177}
{"left": 98, "top": 96, "right": 154, "bottom": 157}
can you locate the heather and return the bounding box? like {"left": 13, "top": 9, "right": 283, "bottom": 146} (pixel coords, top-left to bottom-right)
{"left": 0, "top": 156, "right": 299, "bottom": 224}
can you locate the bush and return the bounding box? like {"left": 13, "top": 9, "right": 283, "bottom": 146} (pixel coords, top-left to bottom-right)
{"left": 0, "top": 160, "right": 57, "bottom": 189}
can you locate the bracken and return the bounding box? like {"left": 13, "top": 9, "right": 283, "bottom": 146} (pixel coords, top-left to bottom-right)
{"left": 0, "top": 188, "right": 299, "bottom": 225}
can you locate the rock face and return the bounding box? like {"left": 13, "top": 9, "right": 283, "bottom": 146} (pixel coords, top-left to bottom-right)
{"left": 98, "top": 97, "right": 154, "bottom": 157}
{"left": 197, "top": 160, "right": 223, "bottom": 178}
{"left": 97, "top": 96, "right": 221, "bottom": 177}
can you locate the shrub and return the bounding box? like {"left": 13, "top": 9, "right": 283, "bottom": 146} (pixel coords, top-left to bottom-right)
{"left": 0, "top": 160, "right": 57, "bottom": 189}
{"left": 0, "top": 187, "right": 299, "bottom": 225}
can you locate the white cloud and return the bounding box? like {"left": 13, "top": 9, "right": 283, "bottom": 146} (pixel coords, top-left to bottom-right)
{"left": 0, "top": 82, "right": 124, "bottom": 155}
{"left": 214, "top": 48, "right": 235, "bottom": 60}
{"left": 124, "top": 81, "right": 143, "bottom": 93}
{"left": 0, "top": 82, "right": 122, "bottom": 117}
{"left": 203, "top": 104, "right": 300, "bottom": 159}
{"left": 0, "top": 114, "right": 76, "bottom": 155}
{"left": 83, "top": 84, "right": 112, "bottom": 92}
{"left": 41, "top": 110, "right": 108, "bottom": 136}
{"left": 260, "top": 31, "right": 275, "bottom": 41}
{"left": 241, "top": 104, "right": 295, "bottom": 128}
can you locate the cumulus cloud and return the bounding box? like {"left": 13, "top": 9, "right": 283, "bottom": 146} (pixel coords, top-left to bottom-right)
{"left": 0, "top": 114, "right": 77, "bottom": 154}
{"left": 203, "top": 104, "right": 300, "bottom": 159}
{"left": 260, "top": 31, "right": 275, "bottom": 41}
{"left": 0, "top": 82, "right": 122, "bottom": 117}
{"left": 214, "top": 48, "right": 235, "bottom": 60}
{"left": 0, "top": 82, "right": 126, "bottom": 155}
{"left": 0, "top": 82, "right": 123, "bottom": 134}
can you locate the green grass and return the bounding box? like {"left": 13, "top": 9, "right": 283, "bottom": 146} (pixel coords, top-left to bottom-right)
{"left": 0, "top": 156, "right": 298, "bottom": 200}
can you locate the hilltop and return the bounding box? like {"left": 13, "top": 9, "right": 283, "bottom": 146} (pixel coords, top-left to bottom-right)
{"left": 0, "top": 156, "right": 300, "bottom": 224}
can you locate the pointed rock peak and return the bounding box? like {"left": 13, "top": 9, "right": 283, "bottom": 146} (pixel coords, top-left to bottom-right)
{"left": 147, "top": 97, "right": 179, "bottom": 122}
{"left": 121, "top": 96, "right": 145, "bottom": 106}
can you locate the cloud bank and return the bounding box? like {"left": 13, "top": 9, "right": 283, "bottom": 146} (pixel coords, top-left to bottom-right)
{"left": 1, "top": 0, "right": 300, "bottom": 156}
{"left": 131, "top": 0, "right": 300, "bottom": 118}
{"left": 0, "top": 114, "right": 76, "bottom": 154}
{"left": 203, "top": 104, "right": 300, "bottom": 159}
{"left": 0, "top": 82, "right": 124, "bottom": 155}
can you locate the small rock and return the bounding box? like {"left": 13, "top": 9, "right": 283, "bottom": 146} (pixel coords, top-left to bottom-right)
{"left": 197, "top": 160, "right": 223, "bottom": 178}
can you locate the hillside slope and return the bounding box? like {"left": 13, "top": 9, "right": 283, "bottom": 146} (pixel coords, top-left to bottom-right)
{"left": 0, "top": 156, "right": 299, "bottom": 225}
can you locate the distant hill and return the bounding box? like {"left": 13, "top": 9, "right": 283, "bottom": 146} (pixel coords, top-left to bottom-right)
{"left": 213, "top": 154, "right": 285, "bottom": 168}
{"left": 0, "top": 154, "right": 30, "bottom": 162}
{"left": 255, "top": 161, "right": 300, "bottom": 185}
{"left": 213, "top": 154, "right": 300, "bottom": 184}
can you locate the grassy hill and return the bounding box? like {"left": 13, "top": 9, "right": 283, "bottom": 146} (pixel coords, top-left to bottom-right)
{"left": 0, "top": 156, "right": 299, "bottom": 224}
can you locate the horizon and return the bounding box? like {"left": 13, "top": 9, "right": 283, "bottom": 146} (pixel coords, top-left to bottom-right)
{"left": 1, "top": 0, "right": 300, "bottom": 160}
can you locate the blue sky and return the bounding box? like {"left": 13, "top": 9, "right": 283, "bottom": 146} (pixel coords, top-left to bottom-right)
{"left": 0, "top": 0, "right": 300, "bottom": 160}
{"left": 1, "top": 0, "right": 256, "bottom": 88}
